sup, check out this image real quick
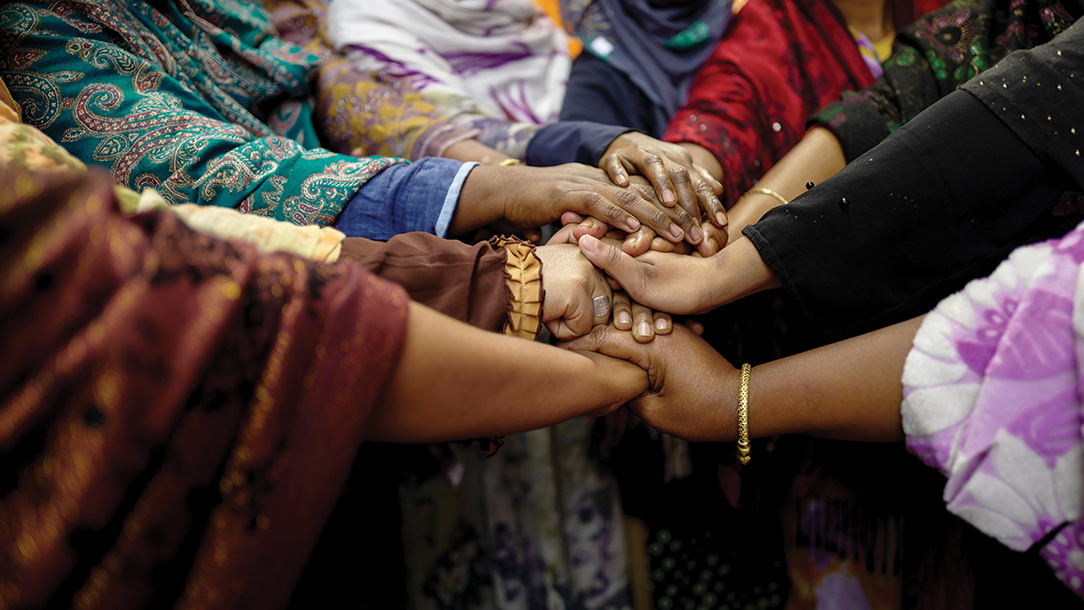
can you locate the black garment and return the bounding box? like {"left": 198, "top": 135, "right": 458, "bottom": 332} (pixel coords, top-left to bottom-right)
{"left": 745, "top": 22, "right": 1084, "bottom": 338}
{"left": 559, "top": 52, "right": 670, "bottom": 138}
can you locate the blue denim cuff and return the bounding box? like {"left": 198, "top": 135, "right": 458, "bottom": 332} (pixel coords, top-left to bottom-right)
{"left": 335, "top": 157, "right": 473, "bottom": 240}
{"left": 436, "top": 161, "right": 479, "bottom": 237}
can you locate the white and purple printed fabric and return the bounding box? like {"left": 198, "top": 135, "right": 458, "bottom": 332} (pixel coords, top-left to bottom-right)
{"left": 902, "top": 220, "right": 1084, "bottom": 597}
{"left": 328, "top": 0, "right": 570, "bottom": 125}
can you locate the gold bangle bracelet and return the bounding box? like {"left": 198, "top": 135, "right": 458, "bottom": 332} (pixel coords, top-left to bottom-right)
{"left": 742, "top": 187, "right": 788, "bottom": 206}
{"left": 737, "top": 363, "right": 752, "bottom": 465}
{"left": 498, "top": 158, "right": 523, "bottom": 167}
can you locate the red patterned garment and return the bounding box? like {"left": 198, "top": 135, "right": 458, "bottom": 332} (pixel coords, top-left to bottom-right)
{"left": 664, "top": 0, "right": 939, "bottom": 207}
{"left": 0, "top": 166, "right": 409, "bottom": 609}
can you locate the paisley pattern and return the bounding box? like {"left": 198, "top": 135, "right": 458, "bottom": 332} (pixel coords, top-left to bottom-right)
{"left": 902, "top": 220, "right": 1084, "bottom": 598}
{"left": 0, "top": 0, "right": 406, "bottom": 226}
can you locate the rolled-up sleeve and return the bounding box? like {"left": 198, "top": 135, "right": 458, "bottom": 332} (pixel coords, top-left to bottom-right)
{"left": 334, "top": 158, "right": 478, "bottom": 239}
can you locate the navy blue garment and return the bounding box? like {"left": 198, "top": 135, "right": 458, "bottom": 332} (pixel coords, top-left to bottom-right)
{"left": 526, "top": 120, "right": 630, "bottom": 167}
{"left": 559, "top": 52, "right": 666, "bottom": 137}
{"left": 561, "top": 0, "right": 731, "bottom": 135}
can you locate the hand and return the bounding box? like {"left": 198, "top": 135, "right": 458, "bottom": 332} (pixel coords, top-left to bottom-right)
{"left": 576, "top": 350, "right": 651, "bottom": 417}
{"left": 575, "top": 233, "right": 780, "bottom": 315}
{"left": 610, "top": 223, "right": 728, "bottom": 257}
{"left": 561, "top": 324, "right": 739, "bottom": 442}
{"left": 601, "top": 132, "right": 727, "bottom": 230}
{"left": 455, "top": 164, "right": 701, "bottom": 244}
{"left": 535, "top": 243, "right": 614, "bottom": 340}
{"left": 560, "top": 200, "right": 728, "bottom": 257}
{"left": 611, "top": 291, "right": 672, "bottom": 343}
{"left": 574, "top": 234, "right": 720, "bottom": 315}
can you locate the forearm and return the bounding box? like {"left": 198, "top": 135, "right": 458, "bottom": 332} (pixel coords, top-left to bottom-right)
{"left": 443, "top": 138, "right": 512, "bottom": 165}
{"left": 368, "top": 302, "right": 645, "bottom": 442}
{"left": 725, "top": 127, "right": 845, "bottom": 242}
{"left": 663, "top": 317, "right": 918, "bottom": 443}
{"left": 704, "top": 236, "right": 781, "bottom": 311}
{"left": 447, "top": 164, "right": 509, "bottom": 235}
{"left": 748, "top": 316, "right": 920, "bottom": 442}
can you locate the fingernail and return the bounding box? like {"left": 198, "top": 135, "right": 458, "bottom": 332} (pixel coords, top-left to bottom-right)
{"left": 580, "top": 234, "right": 598, "bottom": 252}
{"left": 626, "top": 217, "right": 641, "bottom": 231}
{"left": 636, "top": 321, "right": 652, "bottom": 337}
{"left": 655, "top": 317, "right": 669, "bottom": 331}
{"left": 617, "top": 311, "right": 631, "bottom": 326}
{"left": 669, "top": 224, "right": 683, "bottom": 239}
{"left": 617, "top": 174, "right": 629, "bottom": 185}
{"left": 716, "top": 212, "right": 728, "bottom": 226}
{"left": 663, "top": 190, "right": 675, "bottom": 204}
{"left": 689, "top": 226, "right": 703, "bottom": 243}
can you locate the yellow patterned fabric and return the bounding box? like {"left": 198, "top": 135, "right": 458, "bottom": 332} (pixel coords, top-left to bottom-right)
{"left": 264, "top": 0, "right": 476, "bottom": 159}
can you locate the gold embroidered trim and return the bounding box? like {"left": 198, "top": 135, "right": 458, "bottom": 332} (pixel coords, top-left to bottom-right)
{"left": 491, "top": 236, "right": 543, "bottom": 340}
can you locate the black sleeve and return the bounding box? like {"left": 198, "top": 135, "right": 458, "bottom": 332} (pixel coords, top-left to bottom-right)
{"left": 744, "top": 89, "right": 1073, "bottom": 340}
{"left": 525, "top": 121, "right": 632, "bottom": 167}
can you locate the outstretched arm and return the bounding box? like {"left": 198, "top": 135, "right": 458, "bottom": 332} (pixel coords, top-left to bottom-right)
{"left": 368, "top": 302, "right": 649, "bottom": 442}
{"left": 562, "top": 317, "right": 923, "bottom": 443}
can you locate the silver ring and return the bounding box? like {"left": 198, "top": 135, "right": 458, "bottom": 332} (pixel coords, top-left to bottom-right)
{"left": 593, "top": 295, "right": 611, "bottom": 318}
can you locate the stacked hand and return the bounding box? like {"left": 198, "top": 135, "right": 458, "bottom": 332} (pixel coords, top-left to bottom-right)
{"left": 535, "top": 243, "right": 673, "bottom": 342}
{"left": 561, "top": 324, "right": 737, "bottom": 442}
{"left": 558, "top": 132, "right": 731, "bottom": 257}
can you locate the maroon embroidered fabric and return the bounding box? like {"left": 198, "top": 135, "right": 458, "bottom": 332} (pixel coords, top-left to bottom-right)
{"left": 664, "top": 0, "right": 877, "bottom": 207}
{"left": 0, "top": 167, "right": 409, "bottom": 609}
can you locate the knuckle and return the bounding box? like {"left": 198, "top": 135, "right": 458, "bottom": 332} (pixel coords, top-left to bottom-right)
{"left": 602, "top": 203, "right": 626, "bottom": 225}
{"left": 650, "top": 208, "right": 673, "bottom": 229}
{"left": 642, "top": 154, "right": 664, "bottom": 169}
{"left": 616, "top": 188, "right": 640, "bottom": 207}
{"left": 669, "top": 165, "right": 691, "bottom": 184}
{"left": 695, "top": 182, "right": 717, "bottom": 197}
{"left": 604, "top": 243, "right": 623, "bottom": 265}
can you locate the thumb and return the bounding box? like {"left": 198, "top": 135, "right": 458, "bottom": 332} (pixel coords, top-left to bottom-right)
{"left": 578, "top": 234, "right": 646, "bottom": 298}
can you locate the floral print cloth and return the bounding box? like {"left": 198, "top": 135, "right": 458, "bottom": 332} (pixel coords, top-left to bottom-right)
{"left": 328, "top": 0, "right": 567, "bottom": 159}
{"left": 0, "top": 0, "right": 406, "bottom": 226}
{"left": 329, "top": 0, "right": 570, "bottom": 125}
{"left": 902, "top": 220, "right": 1084, "bottom": 598}
{"left": 812, "top": 0, "right": 1084, "bottom": 162}
{"left": 401, "top": 420, "right": 633, "bottom": 610}
{"left": 263, "top": 0, "right": 478, "bottom": 160}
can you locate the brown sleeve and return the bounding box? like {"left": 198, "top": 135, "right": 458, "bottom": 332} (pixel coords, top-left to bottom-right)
{"left": 338, "top": 232, "right": 510, "bottom": 333}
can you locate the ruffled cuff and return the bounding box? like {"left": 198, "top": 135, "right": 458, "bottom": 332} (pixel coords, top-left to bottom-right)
{"left": 489, "top": 235, "right": 543, "bottom": 340}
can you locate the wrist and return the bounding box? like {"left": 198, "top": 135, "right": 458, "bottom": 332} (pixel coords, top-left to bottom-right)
{"left": 705, "top": 236, "right": 780, "bottom": 309}
{"left": 450, "top": 164, "right": 512, "bottom": 235}
{"left": 601, "top": 130, "right": 638, "bottom": 158}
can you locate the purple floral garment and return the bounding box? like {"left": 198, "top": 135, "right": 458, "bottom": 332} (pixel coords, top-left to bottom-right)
{"left": 902, "top": 220, "right": 1084, "bottom": 597}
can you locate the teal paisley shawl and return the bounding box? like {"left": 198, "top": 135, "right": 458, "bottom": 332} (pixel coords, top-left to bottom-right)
{"left": 0, "top": 0, "right": 406, "bottom": 226}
